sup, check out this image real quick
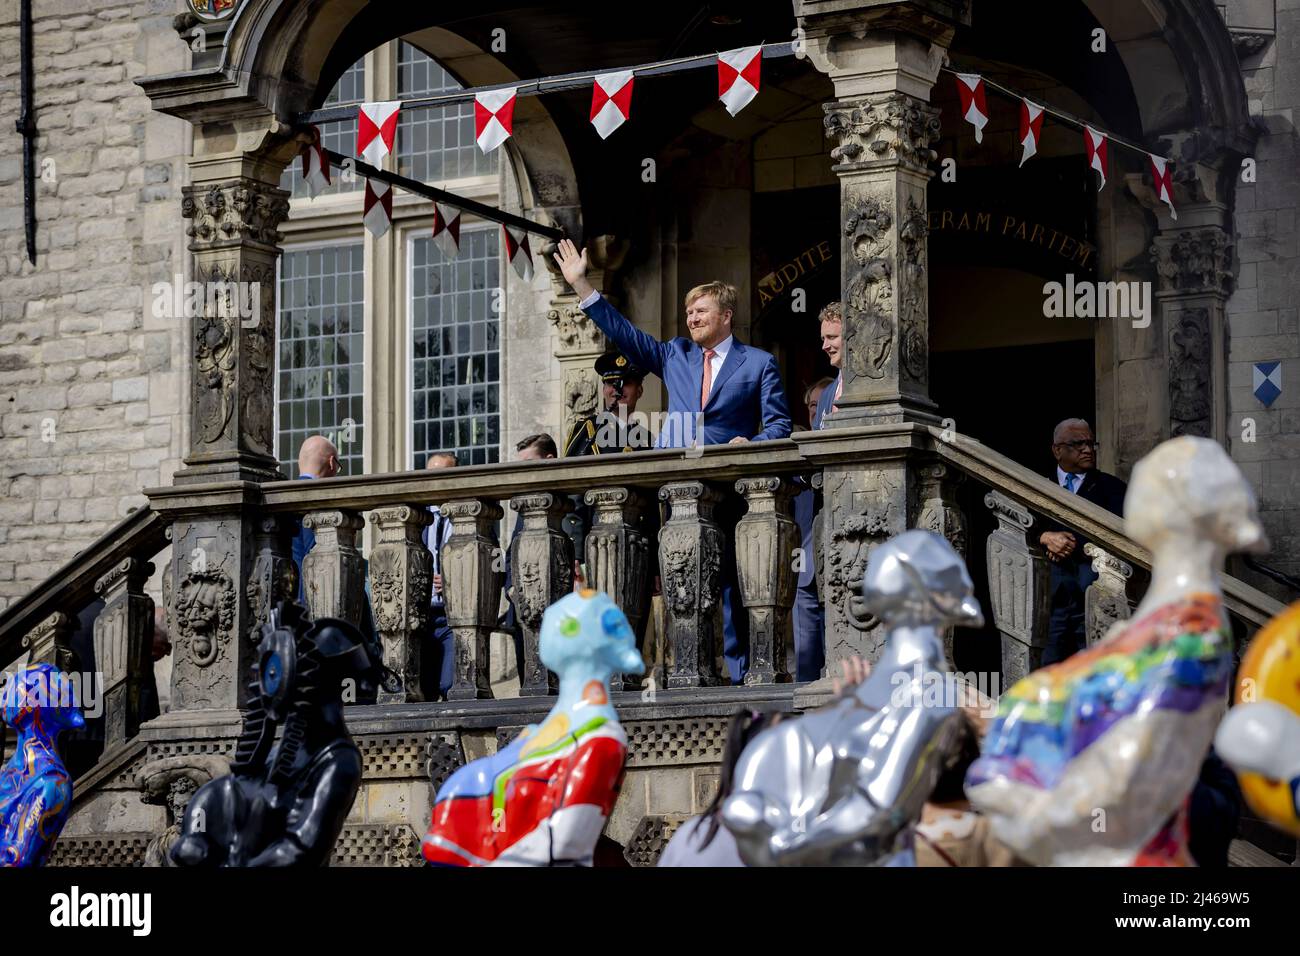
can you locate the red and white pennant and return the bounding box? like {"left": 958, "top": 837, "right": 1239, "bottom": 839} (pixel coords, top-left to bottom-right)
{"left": 357, "top": 101, "right": 401, "bottom": 167}
{"left": 1018, "top": 99, "right": 1045, "bottom": 167}
{"left": 431, "top": 202, "right": 462, "bottom": 259}
{"left": 590, "top": 70, "right": 634, "bottom": 139}
{"left": 363, "top": 179, "right": 392, "bottom": 238}
{"left": 475, "top": 88, "right": 517, "bottom": 153}
{"left": 954, "top": 73, "right": 989, "bottom": 143}
{"left": 1149, "top": 154, "right": 1177, "bottom": 220}
{"left": 1084, "top": 125, "right": 1108, "bottom": 190}
{"left": 300, "top": 125, "right": 331, "bottom": 198}
{"left": 503, "top": 225, "right": 533, "bottom": 281}
{"left": 718, "top": 45, "right": 761, "bottom": 116}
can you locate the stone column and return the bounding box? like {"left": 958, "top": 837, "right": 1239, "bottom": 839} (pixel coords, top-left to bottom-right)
{"left": 94, "top": 558, "right": 156, "bottom": 746}
{"left": 442, "top": 499, "right": 505, "bottom": 701}
{"left": 915, "top": 462, "right": 967, "bottom": 664}
{"left": 23, "top": 612, "right": 74, "bottom": 673}
{"left": 301, "top": 511, "right": 366, "bottom": 629}
{"left": 659, "top": 482, "right": 724, "bottom": 688}
{"left": 584, "top": 487, "right": 653, "bottom": 692}
{"left": 247, "top": 516, "right": 298, "bottom": 640}
{"left": 544, "top": 235, "right": 629, "bottom": 436}
{"left": 510, "top": 493, "right": 575, "bottom": 697}
{"left": 984, "top": 492, "right": 1051, "bottom": 685}
{"left": 368, "top": 506, "right": 434, "bottom": 703}
{"left": 1082, "top": 543, "right": 1136, "bottom": 647}
{"left": 1150, "top": 223, "right": 1233, "bottom": 443}
{"left": 165, "top": 127, "right": 295, "bottom": 714}
{"left": 735, "top": 477, "right": 799, "bottom": 685}
{"left": 798, "top": 1, "right": 965, "bottom": 668}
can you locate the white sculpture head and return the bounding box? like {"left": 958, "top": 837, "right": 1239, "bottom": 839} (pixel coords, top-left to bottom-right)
{"left": 1124, "top": 436, "right": 1267, "bottom": 555}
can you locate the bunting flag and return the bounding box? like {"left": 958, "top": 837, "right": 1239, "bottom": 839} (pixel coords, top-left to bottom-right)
{"left": 503, "top": 225, "right": 533, "bottom": 281}
{"left": 590, "top": 70, "right": 635, "bottom": 139}
{"left": 300, "top": 125, "right": 331, "bottom": 198}
{"left": 954, "top": 73, "right": 989, "bottom": 144}
{"left": 718, "top": 45, "right": 762, "bottom": 116}
{"left": 431, "top": 202, "right": 462, "bottom": 259}
{"left": 363, "top": 179, "right": 392, "bottom": 238}
{"left": 1018, "top": 99, "right": 1045, "bottom": 167}
{"left": 475, "top": 88, "right": 517, "bottom": 153}
{"left": 1149, "top": 154, "right": 1178, "bottom": 220}
{"left": 1084, "top": 125, "right": 1108, "bottom": 190}
{"left": 357, "top": 101, "right": 401, "bottom": 167}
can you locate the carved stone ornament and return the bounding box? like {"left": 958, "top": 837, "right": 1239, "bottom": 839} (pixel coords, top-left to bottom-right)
{"left": 823, "top": 92, "right": 941, "bottom": 174}
{"left": 564, "top": 368, "right": 600, "bottom": 424}
{"left": 1150, "top": 228, "right": 1233, "bottom": 296}
{"left": 843, "top": 194, "right": 894, "bottom": 381}
{"left": 1169, "top": 309, "right": 1211, "bottom": 438}
{"left": 824, "top": 469, "right": 902, "bottom": 634}
{"left": 181, "top": 180, "right": 290, "bottom": 252}
{"left": 175, "top": 566, "right": 236, "bottom": 668}
{"left": 548, "top": 302, "right": 605, "bottom": 354}
{"left": 897, "top": 196, "right": 929, "bottom": 385}
{"left": 194, "top": 293, "right": 237, "bottom": 446}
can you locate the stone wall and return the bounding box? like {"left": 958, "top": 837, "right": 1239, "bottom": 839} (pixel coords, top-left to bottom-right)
{"left": 1227, "top": 8, "right": 1300, "bottom": 590}
{"left": 0, "top": 0, "right": 188, "bottom": 610}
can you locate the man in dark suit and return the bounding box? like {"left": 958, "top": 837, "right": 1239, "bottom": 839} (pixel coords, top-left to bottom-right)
{"left": 552, "top": 239, "right": 793, "bottom": 683}
{"left": 1038, "top": 418, "right": 1127, "bottom": 665}
{"left": 563, "top": 352, "right": 653, "bottom": 457}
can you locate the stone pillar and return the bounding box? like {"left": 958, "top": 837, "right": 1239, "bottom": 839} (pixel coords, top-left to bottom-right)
{"left": 659, "top": 482, "right": 724, "bottom": 688}
{"left": 93, "top": 558, "right": 156, "bottom": 746}
{"left": 735, "top": 477, "right": 799, "bottom": 685}
{"left": 442, "top": 499, "right": 505, "bottom": 701}
{"left": 301, "top": 511, "right": 366, "bottom": 629}
{"left": 247, "top": 516, "right": 297, "bottom": 640}
{"left": 984, "top": 492, "right": 1051, "bottom": 685}
{"left": 510, "top": 493, "right": 575, "bottom": 697}
{"left": 915, "top": 462, "right": 967, "bottom": 663}
{"left": 544, "top": 235, "right": 629, "bottom": 436}
{"left": 23, "top": 612, "right": 74, "bottom": 673}
{"left": 368, "top": 506, "right": 434, "bottom": 704}
{"left": 798, "top": 1, "right": 965, "bottom": 668}
{"left": 1082, "top": 543, "right": 1136, "bottom": 647}
{"left": 584, "top": 487, "right": 653, "bottom": 692}
{"left": 1150, "top": 223, "right": 1233, "bottom": 444}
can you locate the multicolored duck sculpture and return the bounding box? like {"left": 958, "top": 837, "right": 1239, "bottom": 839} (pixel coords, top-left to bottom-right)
{"left": 1215, "top": 601, "right": 1300, "bottom": 837}
{"left": 423, "top": 589, "right": 644, "bottom": 866}
{"left": 966, "top": 436, "right": 1267, "bottom": 865}
{"left": 0, "top": 663, "right": 85, "bottom": 867}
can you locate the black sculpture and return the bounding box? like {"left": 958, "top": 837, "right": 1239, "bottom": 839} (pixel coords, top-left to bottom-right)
{"left": 171, "top": 600, "right": 396, "bottom": 867}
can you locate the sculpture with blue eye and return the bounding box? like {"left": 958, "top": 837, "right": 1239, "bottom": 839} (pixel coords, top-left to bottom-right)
{"left": 423, "top": 589, "right": 644, "bottom": 866}
{"left": 0, "top": 663, "right": 86, "bottom": 867}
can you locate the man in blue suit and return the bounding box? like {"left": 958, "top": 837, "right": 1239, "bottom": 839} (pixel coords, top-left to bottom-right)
{"left": 552, "top": 239, "right": 793, "bottom": 683}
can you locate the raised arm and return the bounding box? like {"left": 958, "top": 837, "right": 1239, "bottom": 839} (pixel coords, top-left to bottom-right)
{"left": 553, "top": 239, "right": 666, "bottom": 378}
{"left": 752, "top": 354, "right": 793, "bottom": 441}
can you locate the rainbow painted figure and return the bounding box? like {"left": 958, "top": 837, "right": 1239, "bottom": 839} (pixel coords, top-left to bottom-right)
{"left": 0, "top": 663, "right": 85, "bottom": 867}
{"left": 423, "top": 589, "right": 644, "bottom": 866}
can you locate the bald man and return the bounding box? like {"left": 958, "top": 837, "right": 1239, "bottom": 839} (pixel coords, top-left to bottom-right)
{"left": 422, "top": 453, "right": 457, "bottom": 700}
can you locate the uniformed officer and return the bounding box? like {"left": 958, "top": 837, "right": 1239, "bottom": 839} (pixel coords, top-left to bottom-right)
{"left": 563, "top": 351, "right": 653, "bottom": 457}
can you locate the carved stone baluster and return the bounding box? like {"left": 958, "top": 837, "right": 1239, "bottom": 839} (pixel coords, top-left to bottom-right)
{"left": 659, "top": 482, "right": 724, "bottom": 689}
{"left": 247, "top": 516, "right": 297, "bottom": 640}
{"left": 584, "top": 487, "right": 653, "bottom": 692}
{"left": 735, "top": 477, "right": 799, "bottom": 685}
{"left": 94, "top": 558, "right": 156, "bottom": 746}
{"left": 23, "top": 611, "right": 74, "bottom": 673}
{"left": 368, "top": 506, "right": 434, "bottom": 704}
{"left": 301, "top": 511, "right": 365, "bottom": 629}
{"left": 510, "top": 493, "right": 575, "bottom": 697}
{"left": 916, "top": 463, "right": 967, "bottom": 666}
{"left": 442, "top": 499, "right": 505, "bottom": 701}
{"left": 1082, "top": 543, "right": 1136, "bottom": 647}
{"left": 984, "top": 492, "right": 1051, "bottom": 686}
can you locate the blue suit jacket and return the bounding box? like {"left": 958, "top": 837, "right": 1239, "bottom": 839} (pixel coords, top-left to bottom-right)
{"left": 812, "top": 372, "right": 839, "bottom": 431}
{"left": 582, "top": 296, "right": 792, "bottom": 447}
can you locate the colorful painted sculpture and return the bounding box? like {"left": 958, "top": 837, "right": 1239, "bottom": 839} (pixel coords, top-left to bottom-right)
{"left": 967, "top": 436, "right": 1267, "bottom": 866}
{"left": 423, "top": 589, "right": 643, "bottom": 866}
{"left": 1215, "top": 600, "right": 1300, "bottom": 837}
{"left": 720, "top": 529, "right": 985, "bottom": 866}
{"left": 0, "top": 662, "right": 85, "bottom": 866}
{"left": 171, "top": 601, "right": 394, "bottom": 867}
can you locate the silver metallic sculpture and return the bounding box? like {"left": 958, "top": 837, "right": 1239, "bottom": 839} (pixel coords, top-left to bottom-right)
{"left": 721, "top": 529, "right": 984, "bottom": 865}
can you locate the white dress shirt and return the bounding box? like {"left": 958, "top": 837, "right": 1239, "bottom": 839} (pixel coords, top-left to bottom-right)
{"left": 701, "top": 335, "right": 733, "bottom": 406}
{"left": 1057, "top": 466, "right": 1084, "bottom": 493}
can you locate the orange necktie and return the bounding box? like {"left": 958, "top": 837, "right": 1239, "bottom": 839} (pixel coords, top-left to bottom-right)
{"left": 701, "top": 348, "right": 716, "bottom": 409}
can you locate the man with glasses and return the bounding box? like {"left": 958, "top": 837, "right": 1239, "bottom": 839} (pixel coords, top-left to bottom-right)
{"left": 1038, "top": 418, "right": 1127, "bottom": 665}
